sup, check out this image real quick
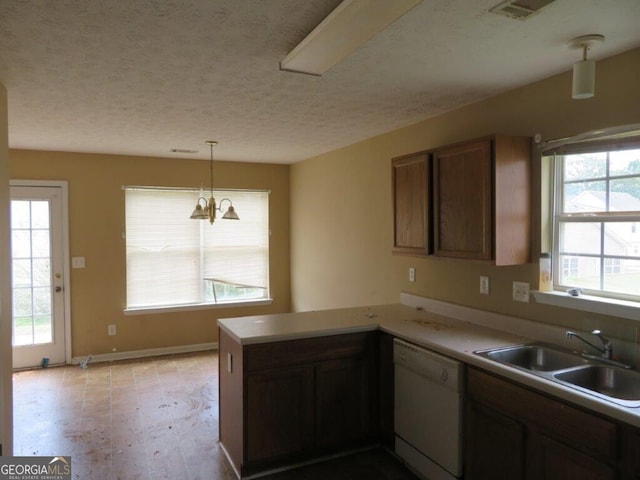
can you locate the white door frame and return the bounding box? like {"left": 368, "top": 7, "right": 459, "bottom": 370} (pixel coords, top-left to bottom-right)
{"left": 10, "top": 180, "right": 72, "bottom": 366}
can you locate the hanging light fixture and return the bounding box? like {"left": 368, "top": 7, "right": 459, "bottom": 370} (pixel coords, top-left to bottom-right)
{"left": 568, "top": 34, "right": 605, "bottom": 100}
{"left": 190, "top": 140, "right": 239, "bottom": 224}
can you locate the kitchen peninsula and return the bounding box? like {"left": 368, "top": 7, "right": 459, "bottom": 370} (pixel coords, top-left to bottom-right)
{"left": 218, "top": 294, "right": 640, "bottom": 479}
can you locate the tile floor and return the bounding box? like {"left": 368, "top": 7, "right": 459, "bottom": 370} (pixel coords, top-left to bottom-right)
{"left": 13, "top": 350, "right": 418, "bottom": 480}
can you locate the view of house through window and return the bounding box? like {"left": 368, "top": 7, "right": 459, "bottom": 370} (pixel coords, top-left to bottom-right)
{"left": 125, "top": 187, "right": 269, "bottom": 309}
{"left": 551, "top": 143, "right": 640, "bottom": 300}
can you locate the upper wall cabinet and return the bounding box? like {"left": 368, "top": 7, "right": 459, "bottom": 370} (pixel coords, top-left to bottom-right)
{"left": 392, "top": 152, "right": 430, "bottom": 256}
{"left": 432, "top": 135, "right": 532, "bottom": 265}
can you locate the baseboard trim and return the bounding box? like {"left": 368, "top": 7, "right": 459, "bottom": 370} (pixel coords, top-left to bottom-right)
{"left": 71, "top": 342, "right": 218, "bottom": 365}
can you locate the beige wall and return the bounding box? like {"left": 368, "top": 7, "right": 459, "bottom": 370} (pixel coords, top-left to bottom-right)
{"left": 9, "top": 150, "right": 290, "bottom": 358}
{"left": 1, "top": 83, "right": 14, "bottom": 453}
{"left": 291, "top": 48, "right": 640, "bottom": 338}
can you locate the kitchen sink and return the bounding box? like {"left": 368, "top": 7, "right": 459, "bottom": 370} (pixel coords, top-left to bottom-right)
{"left": 481, "top": 344, "right": 590, "bottom": 372}
{"left": 553, "top": 365, "right": 640, "bottom": 407}
{"left": 476, "top": 343, "right": 640, "bottom": 408}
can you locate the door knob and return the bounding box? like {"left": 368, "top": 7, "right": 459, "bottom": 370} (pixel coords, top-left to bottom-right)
{"left": 55, "top": 286, "right": 62, "bottom": 293}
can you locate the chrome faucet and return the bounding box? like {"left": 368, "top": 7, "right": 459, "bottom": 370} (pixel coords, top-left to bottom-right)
{"left": 566, "top": 329, "right": 613, "bottom": 360}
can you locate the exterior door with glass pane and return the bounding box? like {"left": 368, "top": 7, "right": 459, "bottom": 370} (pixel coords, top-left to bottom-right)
{"left": 10, "top": 185, "right": 66, "bottom": 369}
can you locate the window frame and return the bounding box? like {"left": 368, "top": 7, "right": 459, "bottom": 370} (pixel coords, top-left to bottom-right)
{"left": 123, "top": 186, "right": 272, "bottom": 314}
{"left": 550, "top": 138, "right": 640, "bottom": 303}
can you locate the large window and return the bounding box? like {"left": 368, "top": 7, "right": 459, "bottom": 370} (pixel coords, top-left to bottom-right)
{"left": 125, "top": 187, "right": 269, "bottom": 310}
{"left": 551, "top": 142, "right": 640, "bottom": 301}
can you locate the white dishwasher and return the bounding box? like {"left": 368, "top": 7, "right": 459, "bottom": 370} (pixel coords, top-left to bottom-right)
{"left": 393, "top": 338, "right": 463, "bottom": 480}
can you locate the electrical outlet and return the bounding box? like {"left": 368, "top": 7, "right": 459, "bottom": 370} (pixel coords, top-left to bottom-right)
{"left": 480, "top": 276, "right": 490, "bottom": 295}
{"left": 512, "top": 281, "right": 530, "bottom": 303}
{"left": 409, "top": 267, "right": 416, "bottom": 282}
{"left": 108, "top": 324, "right": 116, "bottom": 336}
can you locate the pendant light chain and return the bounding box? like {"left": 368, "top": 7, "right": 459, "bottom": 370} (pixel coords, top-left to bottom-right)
{"left": 209, "top": 142, "right": 215, "bottom": 199}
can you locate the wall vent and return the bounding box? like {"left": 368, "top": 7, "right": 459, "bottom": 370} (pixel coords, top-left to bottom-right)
{"left": 490, "top": 0, "right": 556, "bottom": 20}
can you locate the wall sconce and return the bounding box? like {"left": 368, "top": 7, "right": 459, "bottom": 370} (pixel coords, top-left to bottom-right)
{"left": 568, "top": 34, "right": 605, "bottom": 100}
{"left": 189, "top": 140, "right": 239, "bottom": 224}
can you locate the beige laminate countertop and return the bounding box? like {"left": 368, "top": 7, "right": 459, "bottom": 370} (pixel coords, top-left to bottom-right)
{"left": 218, "top": 302, "right": 640, "bottom": 427}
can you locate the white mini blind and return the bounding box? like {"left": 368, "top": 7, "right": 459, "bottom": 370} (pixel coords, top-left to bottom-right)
{"left": 125, "top": 187, "right": 269, "bottom": 308}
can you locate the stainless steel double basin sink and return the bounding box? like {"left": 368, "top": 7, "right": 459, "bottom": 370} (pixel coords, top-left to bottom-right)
{"left": 475, "top": 343, "right": 640, "bottom": 408}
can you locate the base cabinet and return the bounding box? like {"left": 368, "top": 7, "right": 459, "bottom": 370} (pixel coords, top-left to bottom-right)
{"left": 528, "top": 433, "right": 617, "bottom": 480}
{"left": 315, "top": 357, "right": 371, "bottom": 448}
{"left": 245, "top": 365, "right": 314, "bottom": 463}
{"left": 622, "top": 428, "right": 640, "bottom": 479}
{"left": 466, "top": 368, "right": 625, "bottom": 480}
{"left": 221, "top": 330, "right": 640, "bottom": 479}
{"left": 465, "top": 401, "right": 525, "bottom": 480}
{"left": 377, "top": 331, "right": 395, "bottom": 448}
{"left": 219, "top": 329, "right": 378, "bottom": 477}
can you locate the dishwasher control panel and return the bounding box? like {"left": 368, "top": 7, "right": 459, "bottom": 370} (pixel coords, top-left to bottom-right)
{"left": 393, "top": 338, "right": 463, "bottom": 392}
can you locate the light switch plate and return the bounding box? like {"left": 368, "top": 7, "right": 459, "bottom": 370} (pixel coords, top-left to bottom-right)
{"left": 71, "top": 257, "right": 85, "bottom": 269}
{"left": 480, "top": 276, "right": 490, "bottom": 295}
{"left": 513, "top": 281, "right": 530, "bottom": 303}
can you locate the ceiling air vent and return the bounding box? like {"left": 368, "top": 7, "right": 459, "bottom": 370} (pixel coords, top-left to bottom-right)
{"left": 490, "top": 0, "right": 556, "bottom": 20}
{"left": 170, "top": 148, "right": 199, "bottom": 154}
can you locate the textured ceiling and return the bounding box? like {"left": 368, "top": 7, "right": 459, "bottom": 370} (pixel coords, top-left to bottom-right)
{"left": 1, "top": 0, "right": 639, "bottom": 164}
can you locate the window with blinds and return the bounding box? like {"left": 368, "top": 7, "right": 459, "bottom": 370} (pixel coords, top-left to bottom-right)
{"left": 125, "top": 187, "right": 269, "bottom": 309}
{"left": 545, "top": 134, "right": 640, "bottom": 301}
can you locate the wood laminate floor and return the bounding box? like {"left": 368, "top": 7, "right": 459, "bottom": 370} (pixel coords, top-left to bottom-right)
{"left": 13, "top": 350, "right": 419, "bottom": 480}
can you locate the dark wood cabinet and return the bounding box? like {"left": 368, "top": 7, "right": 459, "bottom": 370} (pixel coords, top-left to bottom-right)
{"left": 219, "top": 329, "right": 378, "bottom": 477}
{"left": 528, "top": 433, "right": 618, "bottom": 480}
{"left": 432, "top": 135, "right": 531, "bottom": 265}
{"left": 377, "top": 331, "right": 395, "bottom": 448}
{"left": 392, "top": 152, "right": 430, "bottom": 255}
{"left": 315, "top": 357, "right": 371, "bottom": 448}
{"left": 465, "top": 400, "right": 525, "bottom": 480}
{"left": 245, "top": 365, "right": 314, "bottom": 463}
{"left": 622, "top": 428, "right": 640, "bottom": 479}
{"left": 466, "top": 367, "right": 621, "bottom": 480}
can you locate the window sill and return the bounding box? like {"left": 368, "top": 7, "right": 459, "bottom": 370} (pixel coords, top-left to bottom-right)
{"left": 124, "top": 298, "right": 273, "bottom": 316}
{"left": 532, "top": 291, "right": 640, "bottom": 321}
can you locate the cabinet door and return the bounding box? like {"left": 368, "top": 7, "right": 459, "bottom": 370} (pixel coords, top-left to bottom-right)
{"left": 315, "top": 357, "right": 371, "bottom": 449}
{"left": 622, "top": 427, "right": 640, "bottom": 479}
{"left": 392, "top": 152, "right": 430, "bottom": 255}
{"left": 465, "top": 400, "right": 526, "bottom": 480}
{"left": 246, "top": 365, "right": 314, "bottom": 464}
{"left": 433, "top": 140, "right": 492, "bottom": 260}
{"left": 378, "top": 332, "right": 395, "bottom": 448}
{"left": 527, "top": 433, "right": 618, "bottom": 480}
{"left": 493, "top": 135, "right": 532, "bottom": 265}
